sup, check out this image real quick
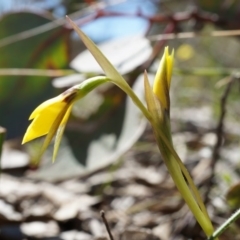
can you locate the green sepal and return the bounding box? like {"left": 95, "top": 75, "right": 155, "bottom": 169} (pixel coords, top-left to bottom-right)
{"left": 37, "top": 104, "right": 70, "bottom": 163}
{"left": 74, "top": 76, "right": 110, "bottom": 100}
{"left": 66, "top": 16, "right": 151, "bottom": 121}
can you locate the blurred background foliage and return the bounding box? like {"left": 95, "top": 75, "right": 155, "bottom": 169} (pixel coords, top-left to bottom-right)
{"left": 1, "top": 0, "right": 240, "bottom": 181}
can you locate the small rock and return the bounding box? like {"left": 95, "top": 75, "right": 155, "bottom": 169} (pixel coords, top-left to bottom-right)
{"left": 60, "top": 230, "right": 92, "bottom": 240}
{"left": 59, "top": 180, "right": 90, "bottom": 194}
{"left": 0, "top": 199, "right": 22, "bottom": 222}
{"left": 135, "top": 167, "right": 164, "bottom": 185}
{"left": 1, "top": 147, "right": 29, "bottom": 169}
{"left": 132, "top": 211, "right": 157, "bottom": 227}
{"left": 117, "top": 184, "right": 151, "bottom": 197}
{"left": 53, "top": 195, "right": 99, "bottom": 221}
{"left": 153, "top": 222, "right": 171, "bottom": 240}
{"left": 119, "top": 228, "right": 160, "bottom": 240}
{"left": 89, "top": 219, "right": 105, "bottom": 237}
{"left": 201, "top": 133, "right": 217, "bottom": 147}
{"left": 21, "top": 221, "right": 59, "bottom": 238}
{"left": 111, "top": 196, "right": 135, "bottom": 211}
{"left": 41, "top": 183, "right": 75, "bottom": 206}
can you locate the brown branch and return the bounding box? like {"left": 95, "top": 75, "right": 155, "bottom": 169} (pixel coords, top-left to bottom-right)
{"left": 75, "top": 8, "right": 219, "bottom": 25}
{"left": 100, "top": 210, "right": 115, "bottom": 240}
{"left": 67, "top": 8, "right": 219, "bottom": 77}
{"left": 204, "top": 76, "right": 235, "bottom": 203}
{"left": 0, "top": 0, "right": 125, "bottom": 48}
{"left": 0, "top": 6, "right": 220, "bottom": 49}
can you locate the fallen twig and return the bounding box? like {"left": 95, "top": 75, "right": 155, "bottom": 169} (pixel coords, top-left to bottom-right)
{"left": 100, "top": 210, "right": 115, "bottom": 240}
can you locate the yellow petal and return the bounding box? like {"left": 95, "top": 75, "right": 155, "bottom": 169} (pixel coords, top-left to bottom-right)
{"left": 153, "top": 48, "right": 169, "bottom": 109}
{"left": 29, "top": 95, "right": 64, "bottom": 120}
{"left": 22, "top": 97, "right": 67, "bottom": 144}
{"left": 153, "top": 47, "right": 174, "bottom": 111}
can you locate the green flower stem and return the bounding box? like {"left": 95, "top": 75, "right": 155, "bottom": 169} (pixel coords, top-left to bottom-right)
{"left": 175, "top": 155, "right": 210, "bottom": 218}
{"left": 75, "top": 76, "right": 152, "bottom": 122}
{"left": 165, "top": 153, "right": 213, "bottom": 236}
{"left": 152, "top": 121, "right": 212, "bottom": 219}
{"left": 114, "top": 72, "right": 213, "bottom": 234}
{"left": 127, "top": 83, "right": 215, "bottom": 236}
{"left": 208, "top": 208, "right": 240, "bottom": 240}
{"left": 116, "top": 82, "right": 152, "bottom": 122}
{"left": 154, "top": 130, "right": 214, "bottom": 237}
{"left": 75, "top": 76, "right": 111, "bottom": 99}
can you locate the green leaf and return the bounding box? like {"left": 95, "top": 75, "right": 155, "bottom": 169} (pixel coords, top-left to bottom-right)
{"left": 144, "top": 71, "right": 162, "bottom": 124}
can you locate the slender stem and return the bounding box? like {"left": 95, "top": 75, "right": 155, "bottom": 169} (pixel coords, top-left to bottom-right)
{"left": 176, "top": 155, "right": 210, "bottom": 219}
{"left": 208, "top": 208, "right": 240, "bottom": 240}
{"left": 161, "top": 148, "right": 214, "bottom": 237}
{"left": 118, "top": 83, "right": 152, "bottom": 121}
{"left": 152, "top": 121, "right": 212, "bottom": 221}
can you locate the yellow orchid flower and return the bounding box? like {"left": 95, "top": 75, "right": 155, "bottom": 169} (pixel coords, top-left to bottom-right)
{"left": 22, "top": 76, "right": 110, "bottom": 161}
{"left": 22, "top": 16, "right": 215, "bottom": 238}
